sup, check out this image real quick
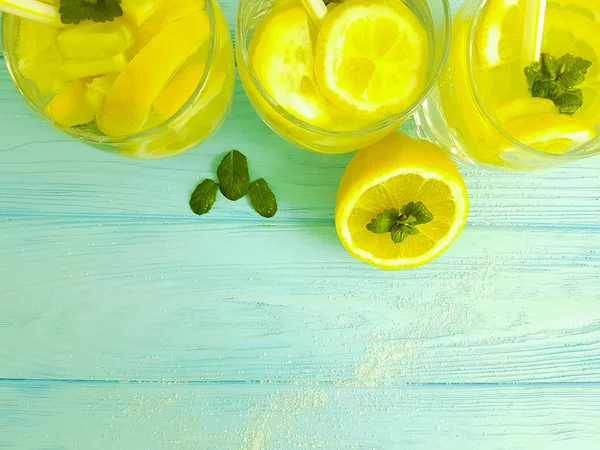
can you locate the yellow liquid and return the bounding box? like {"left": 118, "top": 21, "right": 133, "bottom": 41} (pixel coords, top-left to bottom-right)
{"left": 5, "top": 0, "right": 234, "bottom": 159}
{"left": 434, "top": 0, "right": 600, "bottom": 168}
{"left": 238, "top": 0, "right": 431, "bottom": 154}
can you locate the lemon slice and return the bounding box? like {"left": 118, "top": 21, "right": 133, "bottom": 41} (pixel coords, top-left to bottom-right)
{"left": 474, "top": 0, "right": 522, "bottom": 68}
{"left": 314, "top": 0, "right": 429, "bottom": 120}
{"left": 335, "top": 133, "right": 469, "bottom": 270}
{"left": 494, "top": 97, "right": 558, "bottom": 124}
{"left": 249, "top": 2, "right": 333, "bottom": 127}
{"left": 503, "top": 113, "right": 595, "bottom": 153}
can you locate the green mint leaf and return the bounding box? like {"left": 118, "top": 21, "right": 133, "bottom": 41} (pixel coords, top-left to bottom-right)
{"left": 401, "top": 201, "right": 434, "bottom": 225}
{"left": 524, "top": 61, "right": 542, "bottom": 91}
{"left": 557, "top": 54, "right": 575, "bottom": 77}
{"left": 366, "top": 208, "right": 399, "bottom": 234}
{"left": 554, "top": 90, "right": 584, "bottom": 115}
{"left": 390, "top": 224, "right": 420, "bottom": 243}
{"left": 526, "top": 53, "right": 592, "bottom": 115}
{"left": 217, "top": 150, "right": 250, "bottom": 201}
{"left": 531, "top": 78, "right": 561, "bottom": 100}
{"left": 559, "top": 56, "right": 592, "bottom": 89}
{"left": 59, "top": 0, "right": 123, "bottom": 24}
{"left": 248, "top": 179, "right": 278, "bottom": 218}
{"left": 540, "top": 53, "right": 558, "bottom": 79}
{"left": 189, "top": 179, "right": 219, "bottom": 216}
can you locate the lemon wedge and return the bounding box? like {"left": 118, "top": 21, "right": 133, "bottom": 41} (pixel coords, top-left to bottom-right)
{"left": 314, "top": 0, "right": 429, "bottom": 120}
{"left": 97, "top": 10, "right": 210, "bottom": 137}
{"left": 45, "top": 79, "right": 95, "bottom": 127}
{"left": 335, "top": 133, "right": 469, "bottom": 270}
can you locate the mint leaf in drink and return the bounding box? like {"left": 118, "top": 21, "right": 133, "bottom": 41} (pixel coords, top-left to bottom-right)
{"left": 60, "top": 0, "right": 123, "bottom": 24}
{"left": 525, "top": 53, "right": 592, "bottom": 115}
{"left": 524, "top": 61, "right": 542, "bottom": 88}
{"left": 189, "top": 179, "right": 219, "bottom": 216}
{"left": 531, "top": 78, "right": 561, "bottom": 99}
{"left": 367, "top": 208, "right": 399, "bottom": 234}
{"left": 540, "top": 53, "right": 558, "bottom": 79}
{"left": 367, "top": 203, "right": 433, "bottom": 244}
{"left": 554, "top": 90, "right": 584, "bottom": 115}
{"left": 248, "top": 178, "right": 277, "bottom": 218}
{"left": 217, "top": 150, "right": 250, "bottom": 201}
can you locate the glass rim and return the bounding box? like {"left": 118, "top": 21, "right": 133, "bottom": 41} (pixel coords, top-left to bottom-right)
{"left": 236, "top": 0, "right": 452, "bottom": 137}
{"left": 1, "top": 0, "right": 218, "bottom": 145}
{"left": 466, "top": 0, "right": 600, "bottom": 160}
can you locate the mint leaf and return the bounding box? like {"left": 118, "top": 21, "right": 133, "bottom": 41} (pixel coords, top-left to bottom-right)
{"left": 217, "top": 150, "right": 250, "bottom": 201}
{"left": 189, "top": 179, "right": 219, "bottom": 216}
{"left": 401, "top": 202, "right": 434, "bottom": 225}
{"left": 525, "top": 53, "right": 592, "bottom": 115}
{"left": 541, "top": 53, "right": 558, "bottom": 79}
{"left": 366, "top": 209, "right": 399, "bottom": 234}
{"left": 390, "top": 224, "right": 419, "bottom": 243}
{"left": 531, "top": 78, "right": 561, "bottom": 99}
{"left": 524, "top": 62, "right": 543, "bottom": 88}
{"left": 555, "top": 90, "right": 584, "bottom": 115}
{"left": 248, "top": 179, "right": 277, "bottom": 218}
{"left": 557, "top": 54, "right": 575, "bottom": 77}
{"left": 60, "top": 0, "right": 123, "bottom": 24}
{"left": 559, "top": 56, "right": 592, "bottom": 89}
{"left": 367, "top": 203, "right": 433, "bottom": 244}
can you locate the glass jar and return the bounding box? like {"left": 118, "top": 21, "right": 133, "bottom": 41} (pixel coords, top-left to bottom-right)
{"left": 415, "top": 0, "right": 600, "bottom": 170}
{"left": 1, "top": 0, "right": 235, "bottom": 159}
{"left": 237, "top": 0, "right": 451, "bottom": 154}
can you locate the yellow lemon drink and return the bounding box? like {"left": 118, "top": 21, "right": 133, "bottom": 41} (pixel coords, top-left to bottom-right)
{"left": 2, "top": 0, "right": 234, "bottom": 158}
{"left": 237, "top": 0, "right": 451, "bottom": 154}
{"left": 415, "top": 0, "right": 600, "bottom": 170}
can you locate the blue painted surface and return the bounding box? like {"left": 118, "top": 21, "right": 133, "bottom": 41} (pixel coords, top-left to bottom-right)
{"left": 1, "top": 0, "right": 600, "bottom": 448}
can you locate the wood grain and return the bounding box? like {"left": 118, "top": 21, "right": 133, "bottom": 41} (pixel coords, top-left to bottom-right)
{"left": 2, "top": 71, "right": 600, "bottom": 227}
{"left": 1, "top": 217, "right": 598, "bottom": 383}
{"left": 2, "top": 0, "right": 600, "bottom": 447}
{"left": 2, "top": 381, "right": 600, "bottom": 449}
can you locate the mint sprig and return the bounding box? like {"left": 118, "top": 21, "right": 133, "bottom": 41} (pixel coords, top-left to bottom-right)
{"left": 59, "top": 0, "right": 123, "bottom": 24}
{"left": 189, "top": 150, "right": 277, "bottom": 219}
{"left": 525, "top": 53, "right": 592, "bottom": 115}
{"left": 367, "top": 202, "right": 433, "bottom": 244}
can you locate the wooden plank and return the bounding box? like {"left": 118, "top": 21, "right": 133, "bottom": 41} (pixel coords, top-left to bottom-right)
{"left": 1, "top": 381, "right": 599, "bottom": 449}
{"left": 1, "top": 64, "right": 600, "bottom": 227}
{"left": 1, "top": 217, "right": 599, "bottom": 382}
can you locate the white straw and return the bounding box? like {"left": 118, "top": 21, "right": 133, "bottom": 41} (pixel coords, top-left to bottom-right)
{"left": 521, "top": 0, "right": 547, "bottom": 64}
{"left": 300, "top": 0, "right": 327, "bottom": 24}
{"left": 0, "top": 0, "right": 66, "bottom": 28}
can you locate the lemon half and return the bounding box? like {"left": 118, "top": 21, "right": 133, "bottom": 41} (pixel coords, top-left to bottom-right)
{"left": 335, "top": 133, "right": 469, "bottom": 270}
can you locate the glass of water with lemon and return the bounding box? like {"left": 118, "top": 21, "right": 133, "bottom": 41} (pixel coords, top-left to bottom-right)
{"left": 1, "top": 0, "right": 234, "bottom": 158}
{"left": 415, "top": 0, "right": 600, "bottom": 170}
{"left": 237, "top": 0, "right": 451, "bottom": 154}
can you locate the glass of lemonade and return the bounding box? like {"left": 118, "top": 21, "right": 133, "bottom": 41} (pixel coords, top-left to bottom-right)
{"left": 1, "top": 0, "right": 235, "bottom": 159}
{"left": 237, "top": 0, "right": 451, "bottom": 154}
{"left": 415, "top": 0, "right": 600, "bottom": 170}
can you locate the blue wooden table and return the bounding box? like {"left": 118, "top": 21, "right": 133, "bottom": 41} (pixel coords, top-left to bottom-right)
{"left": 1, "top": 1, "right": 600, "bottom": 448}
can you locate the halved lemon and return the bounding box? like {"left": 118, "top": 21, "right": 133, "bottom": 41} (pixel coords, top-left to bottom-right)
{"left": 314, "top": 0, "right": 429, "bottom": 120}
{"left": 335, "top": 133, "right": 469, "bottom": 270}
